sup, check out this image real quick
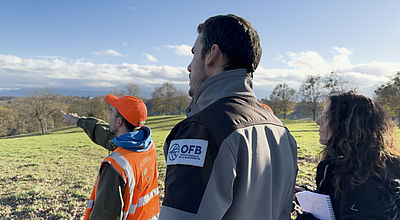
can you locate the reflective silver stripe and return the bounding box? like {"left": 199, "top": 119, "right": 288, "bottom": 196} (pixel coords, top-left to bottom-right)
{"left": 123, "top": 212, "right": 128, "bottom": 220}
{"left": 87, "top": 200, "right": 94, "bottom": 208}
{"left": 148, "top": 213, "right": 159, "bottom": 220}
{"left": 128, "top": 188, "right": 159, "bottom": 214}
{"left": 318, "top": 164, "right": 329, "bottom": 189}
{"left": 108, "top": 151, "right": 135, "bottom": 220}
{"left": 128, "top": 203, "right": 138, "bottom": 215}
{"left": 138, "top": 188, "right": 159, "bottom": 207}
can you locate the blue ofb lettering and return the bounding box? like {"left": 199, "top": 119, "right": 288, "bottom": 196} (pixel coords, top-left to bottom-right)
{"left": 181, "top": 145, "right": 188, "bottom": 153}
{"left": 181, "top": 145, "right": 202, "bottom": 154}
{"left": 195, "top": 146, "right": 202, "bottom": 154}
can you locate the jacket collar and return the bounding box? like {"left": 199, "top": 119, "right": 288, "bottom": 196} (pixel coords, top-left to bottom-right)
{"left": 185, "top": 69, "right": 255, "bottom": 117}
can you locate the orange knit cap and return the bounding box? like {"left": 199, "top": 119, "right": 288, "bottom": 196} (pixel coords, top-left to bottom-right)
{"left": 105, "top": 94, "right": 147, "bottom": 127}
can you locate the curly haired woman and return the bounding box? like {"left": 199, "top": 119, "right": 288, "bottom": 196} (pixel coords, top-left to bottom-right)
{"left": 296, "top": 92, "right": 400, "bottom": 220}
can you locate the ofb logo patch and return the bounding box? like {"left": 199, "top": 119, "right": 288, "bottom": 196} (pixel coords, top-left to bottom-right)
{"left": 167, "top": 139, "right": 208, "bottom": 167}
{"left": 168, "top": 143, "right": 180, "bottom": 161}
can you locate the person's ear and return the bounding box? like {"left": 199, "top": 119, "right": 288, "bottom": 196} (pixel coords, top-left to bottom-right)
{"left": 205, "top": 44, "right": 222, "bottom": 66}
{"left": 116, "top": 117, "right": 124, "bottom": 128}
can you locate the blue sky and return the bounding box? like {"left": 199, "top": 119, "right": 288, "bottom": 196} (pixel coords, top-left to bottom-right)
{"left": 1, "top": 0, "right": 399, "bottom": 98}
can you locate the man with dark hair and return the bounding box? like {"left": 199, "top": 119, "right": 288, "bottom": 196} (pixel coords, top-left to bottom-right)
{"left": 160, "top": 14, "right": 298, "bottom": 220}
{"left": 61, "top": 95, "right": 159, "bottom": 220}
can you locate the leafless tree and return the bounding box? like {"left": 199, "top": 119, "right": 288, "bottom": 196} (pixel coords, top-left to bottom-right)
{"left": 298, "top": 76, "right": 325, "bottom": 121}
{"left": 25, "top": 89, "right": 59, "bottom": 135}
{"left": 151, "top": 82, "right": 189, "bottom": 115}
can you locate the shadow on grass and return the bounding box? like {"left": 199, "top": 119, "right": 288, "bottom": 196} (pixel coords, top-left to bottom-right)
{"left": 0, "top": 194, "right": 66, "bottom": 219}
{"left": 3, "top": 174, "right": 37, "bottom": 182}
{"left": 148, "top": 126, "right": 176, "bottom": 131}
{"left": 55, "top": 130, "right": 83, "bottom": 135}
{"left": 147, "top": 115, "right": 184, "bottom": 124}
{"left": 18, "top": 163, "right": 39, "bottom": 168}
{"left": 0, "top": 126, "right": 80, "bottom": 139}
{"left": 298, "top": 155, "right": 319, "bottom": 163}
{"left": 0, "top": 190, "right": 41, "bottom": 218}
{"left": 148, "top": 115, "right": 180, "bottom": 121}
{"left": 0, "top": 132, "right": 43, "bottom": 139}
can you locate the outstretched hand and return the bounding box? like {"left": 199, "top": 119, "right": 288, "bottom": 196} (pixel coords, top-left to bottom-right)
{"left": 60, "top": 110, "right": 80, "bottom": 125}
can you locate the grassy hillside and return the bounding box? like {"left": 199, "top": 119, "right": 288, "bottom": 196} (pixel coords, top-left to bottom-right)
{"left": 0, "top": 115, "right": 399, "bottom": 219}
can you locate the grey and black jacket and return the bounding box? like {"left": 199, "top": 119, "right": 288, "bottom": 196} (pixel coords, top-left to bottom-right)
{"left": 159, "top": 69, "right": 298, "bottom": 220}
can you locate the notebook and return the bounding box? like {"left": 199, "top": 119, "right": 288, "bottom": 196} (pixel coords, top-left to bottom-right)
{"left": 296, "top": 191, "right": 336, "bottom": 220}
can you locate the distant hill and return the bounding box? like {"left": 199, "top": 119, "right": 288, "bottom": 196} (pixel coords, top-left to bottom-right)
{"left": 0, "top": 96, "right": 15, "bottom": 104}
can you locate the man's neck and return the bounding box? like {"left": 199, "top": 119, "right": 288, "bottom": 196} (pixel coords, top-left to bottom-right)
{"left": 116, "top": 126, "right": 141, "bottom": 136}
{"left": 116, "top": 127, "right": 129, "bottom": 136}
{"left": 206, "top": 66, "right": 225, "bottom": 79}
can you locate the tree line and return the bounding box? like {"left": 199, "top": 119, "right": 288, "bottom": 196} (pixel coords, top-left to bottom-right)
{"left": 262, "top": 71, "right": 400, "bottom": 125}
{"left": 0, "top": 72, "right": 398, "bottom": 137}
{"left": 0, "top": 82, "right": 190, "bottom": 137}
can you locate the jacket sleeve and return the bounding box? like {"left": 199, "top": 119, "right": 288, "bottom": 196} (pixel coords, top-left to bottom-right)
{"left": 159, "top": 122, "right": 236, "bottom": 220}
{"left": 77, "top": 117, "right": 116, "bottom": 151}
{"left": 89, "top": 164, "right": 125, "bottom": 220}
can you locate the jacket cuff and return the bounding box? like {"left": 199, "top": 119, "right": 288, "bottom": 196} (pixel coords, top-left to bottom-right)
{"left": 77, "top": 117, "right": 87, "bottom": 128}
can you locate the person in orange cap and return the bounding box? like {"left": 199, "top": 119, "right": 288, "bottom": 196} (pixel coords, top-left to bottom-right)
{"left": 61, "top": 95, "right": 159, "bottom": 220}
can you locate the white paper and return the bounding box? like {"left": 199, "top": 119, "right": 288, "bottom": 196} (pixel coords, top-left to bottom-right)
{"left": 296, "top": 191, "right": 336, "bottom": 220}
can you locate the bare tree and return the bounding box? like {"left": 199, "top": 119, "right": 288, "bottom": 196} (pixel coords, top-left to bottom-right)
{"left": 26, "top": 89, "right": 59, "bottom": 135}
{"left": 175, "top": 90, "right": 191, "bottom": 115}
{"left": 268, "top": 83, "right": 296, "bottom": 119}
{"left": 324, "top": 71, "right": 353, "bottom": 95}
{"left": 91, "top": 96, "right": 109, "bottom": 120}
{"left": 375, "top": 71, "right": 400, "bottom": 126}
{"left": 68, "top": 97, "right": 90, "bottom": 116}
{"left": 151, "top": 82, "right": 186, "bottom": 115}
{"left": 65, "top": 96, "right": 108, "bottom": 121}
{"left": 298, "top": 75, "right": 325, "bottom": 121}
{"left": 112, "top": 88, "right": 126, "bottom": 97}
{"left": 125, "top": 83, "right": 141, "bottom": 97}
{"left": 0, "top": 105, "right": 18, "bottom": 136}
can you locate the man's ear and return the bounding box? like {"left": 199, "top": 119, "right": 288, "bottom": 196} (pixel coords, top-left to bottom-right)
{"left": 116, "top": 117, "right": 124, "bottom": 128}
{"left": 205, "top": 44, "right": 222, "bottom": 67}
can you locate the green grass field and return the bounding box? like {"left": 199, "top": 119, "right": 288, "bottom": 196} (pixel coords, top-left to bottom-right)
{"left": 0, "top": 115, "right": 399, "bottom": 219}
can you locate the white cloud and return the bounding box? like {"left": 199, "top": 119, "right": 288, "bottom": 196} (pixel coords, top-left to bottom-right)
{"left": 122, "top": 42, "right": 128, "bottom": 47}
{"left": 165, "top": 44, "right": 192, "bottom": 56}
{"left": 93, "top": 49, "right": 123, "bottom": 57}
{"left": 254, "top": 47, "right": 400, "bottom": 98}
{"left": 0, "top": 88, "right": 20, "bottom": 91}
{"left": 333, "top": 47, "right": 352, "bottom": 55}
{"left": 0, "top": 54, "right": 187, "bottom": 95}
{"left": 143, "top": 53, "right": 158, "bottom": 62}
{"left": 1, "top": 48, "right": 399, "bottom": 98}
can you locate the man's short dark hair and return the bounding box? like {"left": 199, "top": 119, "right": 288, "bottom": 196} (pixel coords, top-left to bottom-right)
{"left": 115, "top": 110, "right": 136, "bottom": 132}
{"left": 197, "top": 14, "right": 262, "bottom": 74}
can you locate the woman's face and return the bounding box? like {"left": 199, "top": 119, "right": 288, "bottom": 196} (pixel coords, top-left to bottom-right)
{"left": 316, "top": 100, "right": 332, "bottom": 145}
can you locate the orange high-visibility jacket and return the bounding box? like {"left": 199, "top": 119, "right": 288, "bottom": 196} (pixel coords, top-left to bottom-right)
{"left": 84, "top": 144, "right": 160, "bottom": 220}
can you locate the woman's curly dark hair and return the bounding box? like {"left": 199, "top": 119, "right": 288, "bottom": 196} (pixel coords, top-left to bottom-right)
{"left": 322, "top": 91, "right": 399, "bottom": 198}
